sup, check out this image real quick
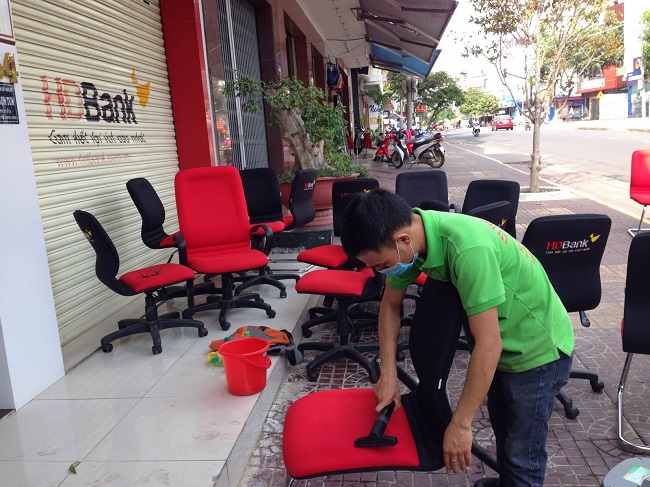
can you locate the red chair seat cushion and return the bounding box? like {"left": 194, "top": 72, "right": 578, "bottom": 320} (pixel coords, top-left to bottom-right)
{"left": 119, "top": 263, "right": 195, "bottom": 293}
{"left": 283, "top": 388, "right": 419, "bottom": 479}
{"left": 187, "top": 249, "right": 268, "bottom": 274}
{"left": 415, "top": 272, "right": 427, "bottom": 287}
{"left": 298, "top": 244, "right": 349, "bottom": 268}
{"left": 283, "top": 215, "right": 294, "bottom": 228}
{"left": 159, "top": 232, "right": 179, "bottom": 248}
{"left": 630, "top": 188, "right": 650, "bottom": 205}
{"left": 250, "top": 220, "right": 285, "bottom": 236}
{"left": 295, "top": 269, "right": 369, "bottom": 297}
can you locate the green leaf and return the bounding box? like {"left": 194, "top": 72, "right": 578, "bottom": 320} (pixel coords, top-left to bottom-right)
{"left": 69, "top": 461, "right": 81, "bottom": 474}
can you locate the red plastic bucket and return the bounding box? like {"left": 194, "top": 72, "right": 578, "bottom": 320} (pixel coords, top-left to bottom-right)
{"left": 218, "top": 337, "right": 271, "bottom": 396}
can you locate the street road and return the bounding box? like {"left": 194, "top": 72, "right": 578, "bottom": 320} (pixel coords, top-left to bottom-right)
{"left": 441, "top": 123, "right": 650, "bottom": 218}
{"left": 444, "top": 124, "right": 650, "bottom": 183}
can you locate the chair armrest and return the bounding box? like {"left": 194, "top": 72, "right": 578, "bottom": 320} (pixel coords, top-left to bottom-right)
{"left": 250, "top": 224, "right": 274, "bottom": 255}
{"left": 173, "top": 234, "right": 188, "bottom": 265}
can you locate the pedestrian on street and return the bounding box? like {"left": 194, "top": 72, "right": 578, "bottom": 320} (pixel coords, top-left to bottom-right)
{"left": 340, "top": 188, "right": 574, "bottom": 487}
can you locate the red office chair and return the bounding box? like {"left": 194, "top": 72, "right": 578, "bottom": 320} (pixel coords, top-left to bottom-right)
{"left": 628, "top": 149, "right": 650, "bottom": 237}
{"left": 617, "top": 232, "right": 650, "bottom": 453}
{"left": 283, "top": 278, "right": 498, "bottom": 482}
{"left": 73, "top": 210, "right": 207, "bottom": 355}
{"left": 175, "top": 166, "right": 276, "bottom": 330}
{"left": 296, "top": 267, "right": 384, "bottom": 382}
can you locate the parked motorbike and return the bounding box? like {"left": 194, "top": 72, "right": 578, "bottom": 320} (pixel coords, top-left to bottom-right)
{"left": 372, "top": 131, "right": 394, "bottom": 162}
{"left": 353, "top": 125, "right": 365, "bottom": 155}
{"left": 390, "top": 130, "right": 445, "bottom": 169}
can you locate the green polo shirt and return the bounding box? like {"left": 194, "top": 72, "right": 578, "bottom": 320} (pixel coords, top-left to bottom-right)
{"left": 387, "top": 209, "right": 574, "bottom": 373}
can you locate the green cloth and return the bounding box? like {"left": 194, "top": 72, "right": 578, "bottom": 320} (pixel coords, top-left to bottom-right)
{"left": 387, "top": 209, "right": 574, "bottom": 373}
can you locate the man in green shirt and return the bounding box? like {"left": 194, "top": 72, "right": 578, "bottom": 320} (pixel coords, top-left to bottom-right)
{"left": 341, "top": 189, "right": 573, "bottom": 487}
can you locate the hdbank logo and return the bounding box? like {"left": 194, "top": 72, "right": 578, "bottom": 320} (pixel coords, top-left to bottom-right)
{"left": 40, "top": 69, "right": 151, "bottom": 124}
{"left": 545, "top": 233, "right": 601, "bottom": 252}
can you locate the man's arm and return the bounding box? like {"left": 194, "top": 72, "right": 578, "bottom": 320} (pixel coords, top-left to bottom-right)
{"left": 374, "top": 284, "right": 407, "bottom": 412}
{"left": 443, "top": 306, "right": 502, "bottom": 473}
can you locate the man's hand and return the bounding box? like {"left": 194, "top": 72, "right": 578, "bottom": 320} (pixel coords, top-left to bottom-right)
{"left": 443, "top": 420, "right": 473, "bottom": 473}
{"left": 373, "top": 371, "right": 402, "bottom": 413}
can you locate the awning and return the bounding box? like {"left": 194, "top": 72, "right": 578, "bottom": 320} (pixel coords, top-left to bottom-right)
{"left": 358, "top": 0, "right": 457, "bottom": 78}
{"left": 370, "top": 44, "right": 441, "bottom": 78}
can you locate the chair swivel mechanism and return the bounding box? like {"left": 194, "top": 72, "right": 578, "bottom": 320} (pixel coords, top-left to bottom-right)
{"left": 73, "top": 210, "right": 207, "bottom": 355}
{"left": 283, "top": 278, "right": 498, "bottom": 483}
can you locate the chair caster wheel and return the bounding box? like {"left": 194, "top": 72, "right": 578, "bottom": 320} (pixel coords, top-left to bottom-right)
{"left": 101, "top": 343, "right": 113, "bottom": 353}
{"left": 302, "top": 329, "right": 313, "bottom": 338}
{"left": 307, "top": 371, "right": 319, "bottom": 382}
{"left": 255, "top": 297, "right": 263, "bottom": 302}
{"left": 152, "top": 345, "right": 162, "bottom": 354}
{"left": 280, "top": 290, "right": 287, "bottom": 298}
{"left": 396, "top": 351, "right": 406, "bottom": 361}
{"left": 220, "top": 321, "right": 231, "bottom": 331}
{"left": 267, "top": 310, "right": 276, "bottom": 318}
{"left": 591, "top": 381, "right": 605, "bottom": 392}
{"left": 198, "top": 328, "right": 208, "bottom": 337}
{"left": 565, "top": 407, "right": 580, "bottom": 420}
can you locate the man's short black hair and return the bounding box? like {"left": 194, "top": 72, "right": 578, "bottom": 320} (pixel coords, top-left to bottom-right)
{"left": 341, "top": 188, "right": 413, "bottom": 257}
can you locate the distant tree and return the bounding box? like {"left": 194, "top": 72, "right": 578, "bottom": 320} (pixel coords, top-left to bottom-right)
{"left": 459, "top": 88, "right": 499, "bottom": 118}
{"left": 463, "top": 0, "right": 613, "bottom": 192}
{"left": 436, "top": 107, "right": 457, "bottom": 123}
{"left": 642, "top": 10, "right": 650, "bottom": 82}
{"left": 416, "top": 71, "right": 464, "bottom": 125}
{"left": 553, "top": 9, "right": 624, "bottom": 113}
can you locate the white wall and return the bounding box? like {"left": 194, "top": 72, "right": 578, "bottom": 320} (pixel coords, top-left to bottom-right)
{"left": 599, "top": 93, "right": 629, "bottom": 120}
{"left": 0, "top": 39, "right": 64, "bottom": 409}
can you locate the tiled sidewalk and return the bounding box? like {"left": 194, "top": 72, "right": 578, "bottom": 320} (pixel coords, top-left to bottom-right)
{"left": 241, "top": 140, "right": 648, "bottom": 487}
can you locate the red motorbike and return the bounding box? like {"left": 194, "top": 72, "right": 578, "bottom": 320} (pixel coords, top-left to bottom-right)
{"left": 372, "top": 132, "right": 395, "bottom": 162}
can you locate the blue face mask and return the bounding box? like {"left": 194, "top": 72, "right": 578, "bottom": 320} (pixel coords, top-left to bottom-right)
{"left": 379, "top": 242, "right": 418, "bottom": 276}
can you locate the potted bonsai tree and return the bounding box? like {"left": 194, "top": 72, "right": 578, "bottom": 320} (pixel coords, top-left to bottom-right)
{"left": 223, "top": 76, "right": 369, "bottom": 215}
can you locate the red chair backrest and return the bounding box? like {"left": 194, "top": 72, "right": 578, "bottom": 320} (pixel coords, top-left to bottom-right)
{"left": 630, "top": 149, "right": 650, "bottom": 199}
{"left": 175, "top": 166, "right": 252, "bottom": 251}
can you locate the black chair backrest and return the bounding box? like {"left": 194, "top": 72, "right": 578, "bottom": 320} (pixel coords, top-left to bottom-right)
{"left": 401, "top": 277, "right": 466, "bottom": 469}
{"left": 239, "top": 168, "right": 284, "bottom": 224}
{"left": 73, "top": 210, "right": 134, "bottom": 296}
{"left": 622, "top": 233, "right": 650, "bottom": 354}
{"left": 521, "top": 214, "right": 611, "bottom": 312}
{"left": 465, "top": 201, "right": 512, "bottom": 230}
{"left": 419, "top": 199, "right": 451, "bottom": 212}
{"left": 126, "top": 177, "right": 171, "bottom": 249}
{"left": 463, "top": 179, "right": 520, "bottom": 238}
{"left": 287, "top": 168, "right": 318, "bottom": 229}
{"left": 332, "top": 178, "right": 380, "bottom": 237}
{"left": 395, "top": 170, "right": 449, "bottom": 208}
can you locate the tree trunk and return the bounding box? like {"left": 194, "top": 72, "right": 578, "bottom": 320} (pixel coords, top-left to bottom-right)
{"left": 275, "top": 107, "right": 329, "bottom": 171}
{"left": 529, "top": 96, "right": 543, "bottom": 192}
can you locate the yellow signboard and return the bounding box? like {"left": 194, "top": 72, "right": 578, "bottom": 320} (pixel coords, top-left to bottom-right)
{"left": 596, "top": 91, "right": 604, "bottom": 99}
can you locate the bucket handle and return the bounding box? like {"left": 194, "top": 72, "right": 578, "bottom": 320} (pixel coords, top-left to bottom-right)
{"left": 244, "top": 354, "right": 271, "bottom": 369}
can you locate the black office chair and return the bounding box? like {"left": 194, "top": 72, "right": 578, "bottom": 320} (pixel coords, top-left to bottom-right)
{"left": 462, "top": 179, "right": 520, "bottom": 238}
{"left": 283, "top": 278, "right": 498, "bottom": 482}
{"left": 238, "top": 167, "right": 300, "bottom": 298}
{"left": 395, "top": 170, "right": 451, "bottom": 209}
{"left": 73, "top": 210, "right": 207, "bottom": 354}
{"left": 617, "top": 232, "right": 650, "bottom": 453}
{"left": 126, "top": 177, "right": 218, "bottom": 301}
{"left": 521, "top": 213, "right": 612, "bottom": 419}
{"left": 283, "top": 168, "right": 318, "bottom": 231}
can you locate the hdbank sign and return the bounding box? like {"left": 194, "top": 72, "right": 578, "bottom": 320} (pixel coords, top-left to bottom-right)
{"left": 39, "top": 70, "right": 152, "bottom": 168}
